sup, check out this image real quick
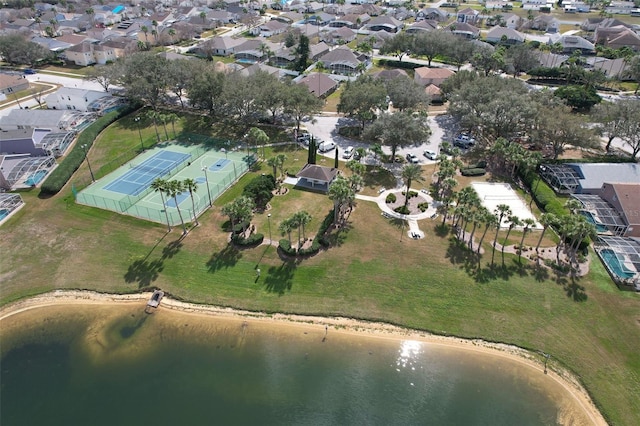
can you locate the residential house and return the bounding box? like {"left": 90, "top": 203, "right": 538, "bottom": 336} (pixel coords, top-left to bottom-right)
{"left": 425, "top": 84, "right": 443, "bottom": 103}
{"left": 456, "top": 8, "right": 480, "bottom": 25}
{"left": 271, "top": 47, "right": 296, "bottom": 68}
{"left": 310, "top": 42, "right": 330, "bottom": 61}
{"left": 485, "top": 27, "right": 526, "bottom": 44}
{"left": 416, "top": 8, "right": 448, "bottom": 22}
{"left": 306, "top": 12, "right": 336, "bottom": 26}
{"left": 581, "top": 18, "right": 628, "bottom": 32}
{"left": 540, "top": 163, "right": 640, "bottom": 195}
{"left": 251, "top": 19, "right": 288, "bottom": 37}
{"left": 93, "top": 43, "right": 118, "bottom": 65}
{"left": 595, "top": 183, "right": 640, "bottom": 237}
{"left": 0, "top": 128, "right": 50, "bottom": 156}
{"left": 275, "top": 12, "right": 304, "bottom": 24}
{"left": 372, "top": 69, "right": 410, "bottom": 81}
{"left": 98, "top": 37, "right": 138, "bottom": 59}
{"left": 595, "top": 26, "right": 640, "bottom": 51}
{"left": 485, "top": 1, "right": 515, "bottom": 10}
{"left": 234, "top": 39, "right": 278, "bottom": 63}
{"left": 529, "top": 15, "right": 560, "bottom": 33}
{"left": 500, "top": 13, "right": 522, "bottom": 30}
{"left": 65, "top": 42, "right": 96, "bottom": 66}
{"left": 365, "top": 15, "right": 402, "bottom": 33}
{"left": 537, "top": 52, "right": 568, "bottom": 68}
{"left": 521, "top": 0, "right": 555, "bottom": 10}
{"left": 592, "top": 57, "right": 629, "bottom": 78}
{"left": 605, "top": 1, "right": 636, "bottom": 14}
{"left": 293, "top": 24, "right": 321, "bottom": 39}
{"left": 0, "top": 109, "right": 77, "bottom": 132}
{"left": 367, "top": 30, "right": 395, "bottom": 49}
{"left": 321, "top": 26, "right": 357, "bottom": 45}
{"left": 0, "top": 74, "right": 29, "bottom": 96}
{"left": 548, "top": 34, "right": 595, "bottom": 54}
{"left": 447, "top": 22, "right": 480, "bottom": 39}
{"left": 295, "top": 163, "right": 339, "bottom": 192}
{"left": 414, "top": 67, "right": 455, "bottom": 87}
{"left": 319, "top": 46, "right": 363, "bottom": 75}
{"left": 406, "top": 20, "right": 439, "bottom": 34}
{"left": 297, "top": 73, "right": 339, "bottom": 98}
{"left": 328, "top": 14, "right": 369, "bottom": 29}
{"left": 239, "top": 63, "right": 289, "bottom": 79}
{"left": 203, "top": 36, "right": 244, "bottom": 57}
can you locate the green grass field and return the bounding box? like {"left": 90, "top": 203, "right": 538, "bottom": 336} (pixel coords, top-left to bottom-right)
{"left": 1, "top": 113, "right": 639, "bottom": 425}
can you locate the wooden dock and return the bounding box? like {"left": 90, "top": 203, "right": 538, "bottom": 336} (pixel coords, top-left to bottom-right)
{"left": 146, "top": 290, "right": 164, "bottom": 309}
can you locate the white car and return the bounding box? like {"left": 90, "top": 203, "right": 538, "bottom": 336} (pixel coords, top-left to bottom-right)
{"left": 424, "top": 150, "right": 437, "bottom": 160}
{"left": 317, "top": 141, "right": 336, "bottom": 152}
{"left": 342, "top": 146, "right": 354, "bottom": 159}
{"left": 406, "top": 153, "right": 420, "bottom": 164}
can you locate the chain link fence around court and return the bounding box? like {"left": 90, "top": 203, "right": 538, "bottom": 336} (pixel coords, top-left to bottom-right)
{"left": 76, "top": 144, "right": 253, "bottom": 226}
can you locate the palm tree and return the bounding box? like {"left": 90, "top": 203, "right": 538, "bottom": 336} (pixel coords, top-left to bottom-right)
{"left": 502, "top": 215, "right": 522, "bottom": 257}
{"left": 518, "top": 218, "right": 536, "bottom": 262}
{"left": 168, "top": 28, "right": 176, "bottom": 44}
{"left": 151, "top": 178, "right": 171, "bottom": 231}
{"left": 328, "top": 176, "right": 355, "bottom": 225}
{"left": 535, "top": 213, "right": 557, "bottom": 257}
{"left": 296, "top": 211, "right": 312, "bottom": 241}
{"left": 276, "top": 154, "right": 287, "bottom": 180}
{"left": 266, "top": 156, "right": 280, "bottom": 179}
{"left": 401, "top": 164, "right": 424, "bottom": 207}
{"left": 478, "top": 210, "right": 498, "bottom": 255}
{"left": 183, "top": 178, "right": 199, "bottom": 226}
{"left": 167, "top": 180, "right": 188, "bottom": 235}
{"left": 166, "top": 113, "right": 179, "bottom": 138}
{"left": 222, "top": 196, "right": 255, "bottom": 237}
{"left": 492, "top": 204, "right": 512, "bottom": 266}
{"left": 141, "top": 25, "right": 149, "bottom": 44}
{"left": 86, "top": 8, "right": 95, "bottom": 27}
{"left": 279, "top": 218, "right": 294, "bottom": 245}
{"left": 159, "top": 113, "right": 170, "bottom": 140}
{"left": 146, "top": 109, "right": 162, "bottom": 142}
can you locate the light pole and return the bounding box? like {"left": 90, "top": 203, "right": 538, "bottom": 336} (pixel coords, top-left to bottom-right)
{"left": 134, "top": 116, "right": 144, "bottom": 151}
{"left": 202, "top": 166, "right": 212, "bottom": 207}
{"left": 81, "top": 144, "right": 95, "bottom": 182}
{"left": 267, "top": 213, "right": 272, "bottom": 243}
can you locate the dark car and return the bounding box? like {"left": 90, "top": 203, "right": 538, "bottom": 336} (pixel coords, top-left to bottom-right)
{"left": 24, "top": 68, "right": 37, "bottom": 75}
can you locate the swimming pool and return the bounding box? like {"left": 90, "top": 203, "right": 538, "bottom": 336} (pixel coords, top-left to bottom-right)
{"left": 599, "top": 249, "right": 636, "bottom": 280}
{"left": 580, "top": 211, "right": 608, "bottom": 233}
{"left": 0, "top": 209, "right": 8, "bottom": 221}
{"left": 25, "top": 170, "right": 47, "bottom": 186}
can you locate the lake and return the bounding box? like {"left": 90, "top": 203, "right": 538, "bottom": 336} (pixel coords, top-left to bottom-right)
{"left": 0, "top": 303, "right": 594, "bottom": 425}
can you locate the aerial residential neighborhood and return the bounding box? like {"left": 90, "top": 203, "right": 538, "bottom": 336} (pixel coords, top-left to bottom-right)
{"left": 1, "top": 0, "right": 639, "bottom": 424}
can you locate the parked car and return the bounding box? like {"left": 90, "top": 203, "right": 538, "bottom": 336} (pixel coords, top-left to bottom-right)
{"left": 342, "top": 146, "right": 354, "bottom": 159}
{"left": 353, "top": 150, "right": 362, "bottom": 160}
{"left": 297, "top": 132, "right": 311, "bottom": 145}
{"left": 423, "top": 150, "right": 437, "bottom": 160}
{"left": 406, "top": 153, "right": 420, "bottom": 164}
{"left": 453, "top": 134, "right": 476, "bottom": 149}
{"left": 317, "top": 141, "right": 336, "bottom": 152}
{"left": 24, "top": 68, "right": 37, "bottom": 74}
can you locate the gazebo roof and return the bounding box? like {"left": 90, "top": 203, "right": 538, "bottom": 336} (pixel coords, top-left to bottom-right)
{"left": 296, "top": 164, "right": 338, "bottom": 182}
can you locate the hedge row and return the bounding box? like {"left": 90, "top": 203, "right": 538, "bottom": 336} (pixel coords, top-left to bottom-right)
{"left": 461, "top": 168, "right": 486, "bottom": 177}
{"left": 523, "top": 174, "right": 567, "bottom": 218}
{"left": 232, "top": 233, "right": 264, "bottom": 246}
{"left": 377, "top": 59, "right": 422, "bottom": 70}
{"left": 316, "top": 209, "right": 334, "bottom": 247}
{"left": 40, "top": 106, "right": 134, "bottom": 195}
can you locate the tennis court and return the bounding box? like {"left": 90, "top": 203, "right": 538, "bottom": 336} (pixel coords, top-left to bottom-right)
{"left": 76, "top": 144, "right": 255, "bottom": 226}
{"left": 471, "top": 182, "right": 542, "bottom": 230}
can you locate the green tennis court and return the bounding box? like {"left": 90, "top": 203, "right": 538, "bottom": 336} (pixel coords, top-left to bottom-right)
{"left": 76, "top": 144, "right": 255, "bottom": 226}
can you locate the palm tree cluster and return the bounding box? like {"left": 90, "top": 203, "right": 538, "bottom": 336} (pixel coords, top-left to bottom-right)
{"left": 151, "top": 178, "right": 200, "bottom": 235}
{"left": 278, "top": 211, "right": 312, "bottom": 248}
{"left": 328, "top": 176, "right": 356, "bottom": 225}
{"left": 221, "top": 196, "right": 256, "bottom": 237}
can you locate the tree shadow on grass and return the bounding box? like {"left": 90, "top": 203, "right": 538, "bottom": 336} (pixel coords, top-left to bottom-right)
{"left": 445, "top": 237, "right": 482, "bottom": 276}
{"left": 434, "top": 223, "right": 450, "bottom": 238}
{"left": 264, "top": 261, "right": 296, "bottom": 295}
{"left": 207, "top": 244, "right": 242, "bottom": 273}
{"left": 124, "top": 258, "right": 164, "bottom": 289}
{"left": 555, "top": 274, "right": 588, "bottom": 302}
{"left": 162, "top": 238, "right": 183, "bottom": 259}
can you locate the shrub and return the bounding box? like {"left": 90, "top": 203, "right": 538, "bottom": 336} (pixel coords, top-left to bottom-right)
{"left": 401, "top": 190, "right": 418, "bottom": 199}
{"left": 386, "top": 193, "right": 397, "bottom": 203}
{"left": 40, "top": 107, "right": 133, "bottom": 195}
{"left": 278, "top": 239, "right": 297, "bottom": 256}
{"left": 232, "top": 233, "right": 264, "bottom": 246}
{"left": 298, "top": 239, "right": 320, "bottom": 256}
{"left": 316, "top": 209, "right": 334, "bottom": 247}
{"left": 243, "top": 174, "right": 276, "bottom": 209}
{"left": 377, "top": 59, "right": 422, "bottom": 70}
{"left": 418, "top": 202, "right": 429, "bottom": 212}
{"left": 232, "top": 221, "right": 250, "bottom": 234}
{"left": 460, "top": 168, "right": 486, "bottom": 176}
{"left": 394, "top": 205, "right": 410, "bottom": 215}
{"left": 337, "top": 126, "right": 361, "bottom": 137}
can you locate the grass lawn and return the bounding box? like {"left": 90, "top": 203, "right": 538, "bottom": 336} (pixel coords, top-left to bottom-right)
{"left": 1, "top": 112, "right": 639, "bottom": 425}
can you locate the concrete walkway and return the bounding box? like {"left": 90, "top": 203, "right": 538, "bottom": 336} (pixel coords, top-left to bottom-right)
{"left": 355, "top": 188, "right": 440, "bottom": 239}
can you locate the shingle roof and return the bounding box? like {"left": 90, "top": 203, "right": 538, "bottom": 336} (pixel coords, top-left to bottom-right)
{"left": 296, "top": 164, "right": 339, "bottom": 182}
{"left": 570, "top": 163, "right": 640, "bottom": 192}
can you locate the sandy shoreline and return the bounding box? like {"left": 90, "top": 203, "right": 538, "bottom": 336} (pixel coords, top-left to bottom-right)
{"left": 1, "top": 290, "right": 607, "bottom": 425}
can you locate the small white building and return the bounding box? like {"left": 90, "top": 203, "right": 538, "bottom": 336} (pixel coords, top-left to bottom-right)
{"left": 45, "top": 87, "right": 111, "bottom": 112}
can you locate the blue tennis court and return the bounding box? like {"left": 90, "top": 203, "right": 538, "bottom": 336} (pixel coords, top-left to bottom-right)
{"left": 165, "top": 191, "right": 190, "bottom": 208}
{"left": 209, "top": 158, "right": 230, "bottom": 171}
{"left": 105, "top": 151, "right": 191, "bottom": 196}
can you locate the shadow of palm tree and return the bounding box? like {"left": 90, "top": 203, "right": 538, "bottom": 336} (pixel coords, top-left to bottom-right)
{"left": 207, "top": 244, "right": 242, "bottom": 273}
{"left": 162, "top": 238, "right": 183, "bottom": 259}
{"left": 564, "top": 276, "right": 588, "bottom": 302}
{"left": 264, "top": 261, "right": 296, "bottom": 295}
{"left": 124, "top": 258, "right": 164, "bottom": 288}
{"left": 434, "top": 223, "right": 450, "bottom": 237}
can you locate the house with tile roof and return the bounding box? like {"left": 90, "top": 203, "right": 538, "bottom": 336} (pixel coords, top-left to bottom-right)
{"left": 0, "top": 74, "right": 29, "bottom": 97}
{"left": 298, "top": 73, "right": 339, "bottom": 98}
{"left": 318, "top": 46, "right": 363, "bottom": 75}
{"left": 414, "top": 67, "right": 455, "bottom": 87}
{"left": 485, "top": 27, "right": 526, "bottom": 44}
{"left": 365, "top": 15, "right": 402, "bottom": 33}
